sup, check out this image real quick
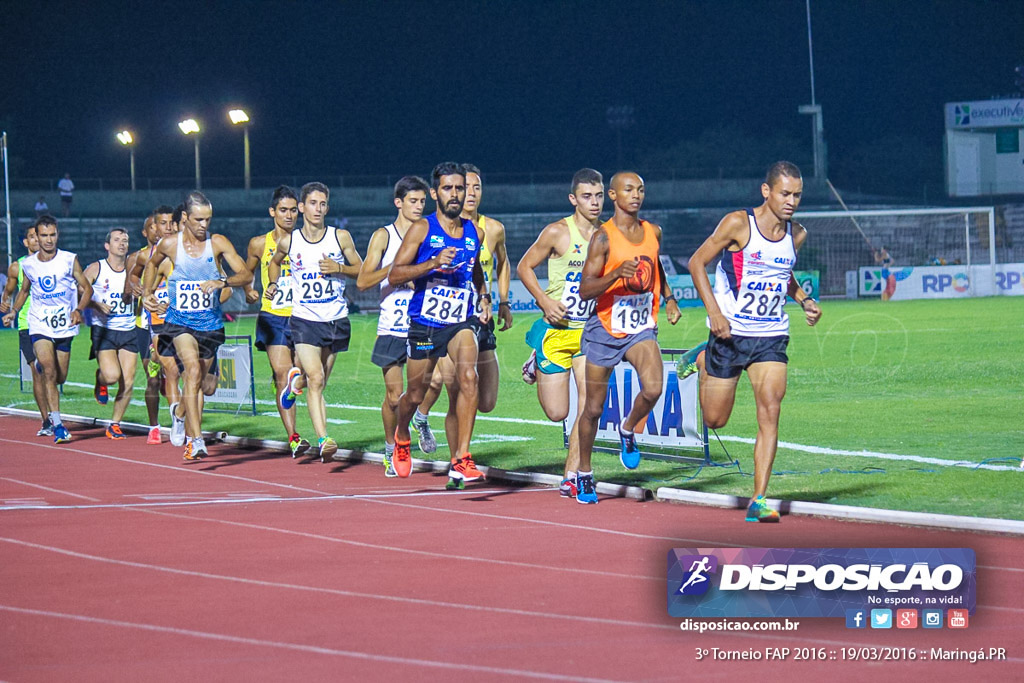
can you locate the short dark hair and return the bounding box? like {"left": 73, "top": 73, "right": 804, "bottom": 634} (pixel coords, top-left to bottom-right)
{"left": 172, "top": 204, "right": 185, "bottom": 224}
{"left": 394, "top": 175, "right": 429, "bottom": 200}
{"left": 300, "top": 182, "right": 330, "bottom": 203}
{"left": 183, "top": 191, "right": 211, "bottom": 215}
{"left": 765, "top": 161, "right": 802, "bottom": 187}
{"left": 431, "top": 162, "right": 464, "bottom": 190}
{"left": 35, "top": 214, "right": 57, "bottom": 230}
{"left": 105, "top": 227, "right": 129, "bottom": 244}
{"left": 571, "top": 168, "right": 603, "bottom": 194}
{"left": 270, "top": 185, "right": 299, "bottom": 209}
{"left": 460, "top": 163, "right": 482, "bottom": 180}
{"left": 24, "top": 221, "right": 37, "bottom": 239}
{"left": 152, "top": 204, "right": 174, "bottom": 217}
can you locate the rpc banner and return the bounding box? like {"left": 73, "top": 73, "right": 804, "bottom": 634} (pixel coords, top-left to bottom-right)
{"left": 667, "top": 548, "right": 976, "bottom": 618}
{"left": 859, "top": 263, "right": 1024, "bottom": 299}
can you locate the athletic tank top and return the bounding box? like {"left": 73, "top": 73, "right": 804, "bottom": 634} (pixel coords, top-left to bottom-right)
{"left": 545, "top": 215, "right": 593, "bottom": 329}
{"left": 376, "top": 223, "right": 411, "bottom": 338}
{"left": 711, "top": 209, "right": 796, "bottom": 337}
{"left": 16, "top": 256, "right": 30, "bottom": 331}
{"left": 91, "top": 259, "right": 135, "bottom": 331}
{"left": 288, "top": 227, "right": 348, "bottom": 323}
{"left": 260, "top": 230, "right": 294, "bottom": 317}
{"left": 473, "top": 215, "right": 494, "bottom": 316}
{"left": 595, "top": 219, "right": 661, "bottom": 339}
{"left": 165, "top": 236, "right": 224, "bottom": 331}
{"left": 23, "top": 249, "right": 79, "bottom": 337}
{"left": 408, "top": 214, "right": 479, "bottom": 329}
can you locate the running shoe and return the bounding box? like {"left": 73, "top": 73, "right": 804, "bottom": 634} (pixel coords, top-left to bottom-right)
{"left": 146, "top": 426, "right": 162, "bottom": 445}
{"left": 105, "top": 424, "right": 126, "bottom": 440}
{"left": 521, "top": 349, "right": 537, "bottom": 385}
{"left": 94, "top": 372, "right": 108, "bottom": 405}
{"left": 146, "top": 359, "right": 162, "bottom": 378}
{"left": 745, "top": 495, "right": 781, "bottom": 523}
{"left": 619, "top": 430, "right": 641, "bottom": 470}
{"left": 449, "top": 454, "right": 484, "bottom": 482}
{"left": 393, "top": 437, "right": 413, "bottom": 477}
{"left": 169, "top": 402, "right": 186, "bottom": 447}
{"left": 383, "top": 453, "right": 398, "bottom": 478}
{"left": 183, "top": 441, "right": 204, "bottom": 461}
{"left": 676, "top": 342, "right": 707, "bottom": 380}
{"left": 53, "top": 424, "right": 72, "bottom": 444}
{"left": 576, "top": 474, "right": 598, "bottom": 504}
{"left": 412, "top": 415, "right": 436, "bottom": 454}
{"left": 37, "top": 421, "right": 53, "bottom": 437}
{"left": 318, "top": 436, "right": 338, "bottom": 463}
{"left": 289, "top": 433, "right": 310, "bottom": 459}
{"left": 559, "top": 477, "right": 578, "bottom": 498}
{"left": 280, "top": 367, "right": 303, "bottom": 410}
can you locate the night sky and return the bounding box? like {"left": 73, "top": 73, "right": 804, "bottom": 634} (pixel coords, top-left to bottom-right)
{"left": 3, "top": 0, "right": 1022, "bottom": 185}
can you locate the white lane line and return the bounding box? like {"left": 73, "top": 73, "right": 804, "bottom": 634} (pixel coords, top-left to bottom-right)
{"left": 0, "top": 604, "right": 621, "bottom": 682}
{"left": 0, "top": 477, "right": 101, "bottom": 502}
{"left": 0, "top": 537, "right": 670, "bottom": 629}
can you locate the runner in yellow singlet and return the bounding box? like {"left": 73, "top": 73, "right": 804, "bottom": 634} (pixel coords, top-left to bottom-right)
{"left": 516, "top": 169, "right": 604, "bottom": 498}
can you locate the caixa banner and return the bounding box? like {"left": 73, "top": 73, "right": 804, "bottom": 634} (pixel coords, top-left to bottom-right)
{"left": 667, "top": 548, "right": 975, "bottom": 618}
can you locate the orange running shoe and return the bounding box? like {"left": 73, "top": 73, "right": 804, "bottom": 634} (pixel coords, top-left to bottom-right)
{"left": 147, "top": 426, "right": 162, "bottom": 445}
{"left": 449, "top": 454, "right": 484, "bottom": 482}
{"left": 105, "top": 424, "right": 126, "bottom": 440}
{"left": 393, "top": 437, "right": 413, "bottom": 478}
{"left": 183, "top": 442, "right": 204, "bottom": 461}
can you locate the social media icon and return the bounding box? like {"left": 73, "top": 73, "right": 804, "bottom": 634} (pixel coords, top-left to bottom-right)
{"left": 922, "top": 610, "right": 943, "bottom": 628}
{"left": 948, "top": 609, "right": 969, "bottom": 629}
{"left": 846, "top": 609, "right": 867, "bottom": 629}
{"left": 870, "top": 609, "right": 892, "bottom": 629}
{"left": 896, "top": 609, "right": 918, "bottom": 629}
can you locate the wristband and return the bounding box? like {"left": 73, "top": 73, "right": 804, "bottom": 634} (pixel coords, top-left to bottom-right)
{"left": 663, "top": 294, "right": 676, "bottom": 303}
{"left": 800, "top": 297, "right": 816, "bottom": 309}
{"left": 498, "top": 300, "right": 509, "bottom": 307}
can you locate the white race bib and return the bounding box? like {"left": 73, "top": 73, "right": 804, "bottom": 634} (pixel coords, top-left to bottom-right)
{"left": 298, "top": 276, "right": 337, "bottom": 303}
{"left": 41, "top": 305, "right": 73, "bottom": 335}
{"left": 175, "top": 281, "right": 214, "bottom": 312}
{"left": 611, "top": 292, "right": 654, "bottom": 335}
{"left": 386, "top": 294, "right": 411, "bottom": 333}
{"left": 559, "top": 282, "right": 594, "bottom": 322}
{"left": 270, "top": 278, "right": 294, "bottom": 311}
{"left": 422, "top": 283, "right": 471, "bottom": 325}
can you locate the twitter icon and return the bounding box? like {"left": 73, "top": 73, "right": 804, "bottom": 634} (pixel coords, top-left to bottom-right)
{"left": 870, "top": 609, "right": 892, "bottom": 629}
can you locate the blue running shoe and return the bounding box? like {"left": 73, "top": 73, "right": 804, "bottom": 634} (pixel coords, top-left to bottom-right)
{"left": 745, "top": 495, "right": 781, "bottom": 523}
{"left": 619, "top": 430, "right": 641, "bottom": 469}
{"left": 53, "top": 424, "right": 71, "bottom": 444}
{"left": 280, "top": 367, "right": 303, "bottom": 410}
{"left": 576, "top": 474, "right": 598, "bottom": 504}
{"left": 676, "top": 342, "right": 707, "bottom": 379}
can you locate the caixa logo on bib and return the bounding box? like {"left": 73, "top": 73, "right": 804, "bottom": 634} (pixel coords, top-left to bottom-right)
{"left": 667, "top": 548, "right": 975, "bottom": 618}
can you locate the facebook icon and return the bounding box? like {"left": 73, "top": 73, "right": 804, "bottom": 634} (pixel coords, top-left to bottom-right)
{"left": 846, "top": 609, "right": 867, "bottom": 629}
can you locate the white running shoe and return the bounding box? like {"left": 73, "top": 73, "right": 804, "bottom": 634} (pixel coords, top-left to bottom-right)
{"left": 169, "top": 402, "right": 186, "bottom": 447}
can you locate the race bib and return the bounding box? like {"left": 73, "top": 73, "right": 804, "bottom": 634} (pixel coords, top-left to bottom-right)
{"left": 386, "top": 294, "right": 411, "bottom": 333}
{"left": 559, "top": 282, "right": 594, "bottom": 322}
{"left": 175, "top": 281, "right": 214, "bottom": 312}
{"left": 422, "top": 282, "right": 471, "bottom": 325}
{"left": 40, "top": 305, "right": 73, "bottom": 334}
{"left": 107, "top": 297, "right": 134, "bottom": 318}
{"left": 611, "top": 292, "right": 654, "bottom": 335}
{"left": 270, "top": 278, "right": 294, "bottom": 310}
{"left": 736, "top": 288, "right": 785, "bottom": 322}
{"left": 298, "top": 276, "right": 337, "bottom": 303}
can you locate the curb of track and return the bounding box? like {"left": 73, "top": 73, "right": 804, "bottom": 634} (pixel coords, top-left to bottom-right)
{"left": 5, "top": 406, "right": 1021, "bottom": 534}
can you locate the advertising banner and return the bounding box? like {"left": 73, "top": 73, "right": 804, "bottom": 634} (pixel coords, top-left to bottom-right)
{"left": 859, "top": 263, "right": 1024, "bottom": 300}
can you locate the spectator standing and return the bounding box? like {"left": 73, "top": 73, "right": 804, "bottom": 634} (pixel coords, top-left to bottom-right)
{"left": 34, "top": 196, "right": 49, "bottom": 217}
{"left": 58, "top": 173, "right": 74, "bottom": 217}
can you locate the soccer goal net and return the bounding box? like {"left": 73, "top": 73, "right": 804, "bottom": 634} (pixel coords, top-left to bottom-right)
{"left": 794, "top": 207, "right": 996, "bottom": 296}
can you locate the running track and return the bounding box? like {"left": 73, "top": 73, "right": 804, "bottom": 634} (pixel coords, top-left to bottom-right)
{"left": 0, "top": 415, "right": 1019, "bottom": 681}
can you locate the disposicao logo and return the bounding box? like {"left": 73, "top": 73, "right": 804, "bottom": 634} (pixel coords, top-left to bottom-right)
{"left": 667, "top": 548, "right": 976, "bottom": 619}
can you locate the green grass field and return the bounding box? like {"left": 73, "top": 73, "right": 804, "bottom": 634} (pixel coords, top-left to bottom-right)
{"left": 3, "top": 296, "right": 1022, "bottom": 520}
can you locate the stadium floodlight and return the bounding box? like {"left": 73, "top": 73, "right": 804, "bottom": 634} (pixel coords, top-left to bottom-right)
{"left": 117, "top": 130, "right": 136, "bottom": 192}
{"left": 228, "top": 109, "right": 251, "bottom": 190}
{"left": 178, "top": 118, "right": 202, "bottom": 189}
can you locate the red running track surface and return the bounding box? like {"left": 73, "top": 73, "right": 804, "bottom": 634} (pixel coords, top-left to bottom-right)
{"left": 0, "top": 415, "right": 1020, "bottom": 681}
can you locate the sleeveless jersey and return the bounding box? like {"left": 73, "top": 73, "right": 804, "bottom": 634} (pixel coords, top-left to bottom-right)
{"left": 91, "top": 259, "right": 135, "bottom": 331}
{"left": 288, "top": 227, "right": 348, "bottom": 323}
{"left": 544, "top": 215, "right": 593, "bottom": 329}
{"left": 165, "top": 237, "right": 224, "bottom": 331}
{"left": 595, "top": 220, "right": 661, "bottom": 338}
{"left": 408, "top": 214, "right": 479, "bottom": 329}
{"left": 22, "top": 249, "right": 79, "bottom": 338}
{"left": 376, "top": 223, "right": 411, "bottom": 338}
{"left": 711, "top": 209, "right": 796, "bottom": 337}
{"left": 260, "top": 230, "right": 294, "bottom": 317}
{"left": 16, "top": 256, "right": 31, "bottom": 331}
{"left": 474, "top": 215, "right": 494, "bottom": 316}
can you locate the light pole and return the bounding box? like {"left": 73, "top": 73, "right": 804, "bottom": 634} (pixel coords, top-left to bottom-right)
{"left": 800, "top": 0, "right": 827, "bottom": 179}
{"left": 228, "top": 109, "right": 251, "bottom": 190}
{"left": 116, "top": 130, "right": 136, "bottom": 192}
{"left": 178, "top": 118, "right": 201, "bottom": 189}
